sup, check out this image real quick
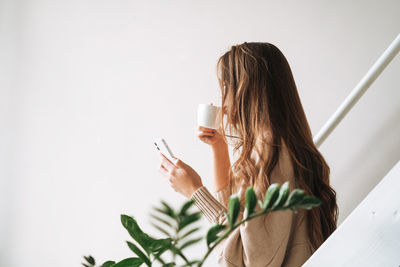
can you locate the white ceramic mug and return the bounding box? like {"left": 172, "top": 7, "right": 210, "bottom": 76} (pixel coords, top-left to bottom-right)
{"left": 197, "top": 103, "right": 221, "bottom": 129}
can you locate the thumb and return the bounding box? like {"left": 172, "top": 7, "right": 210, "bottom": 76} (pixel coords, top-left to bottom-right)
{"left": 173, "top": 157, "right": 182, "bottom": 166}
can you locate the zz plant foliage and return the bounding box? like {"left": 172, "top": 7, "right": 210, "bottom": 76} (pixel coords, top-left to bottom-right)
{"left": 82, "top": 181, "right": 321, "bottom": 267}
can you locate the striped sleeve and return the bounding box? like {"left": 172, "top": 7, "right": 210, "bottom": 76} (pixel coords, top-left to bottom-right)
{"left": 190, "top": 185, "right": 228, "bottom": 224}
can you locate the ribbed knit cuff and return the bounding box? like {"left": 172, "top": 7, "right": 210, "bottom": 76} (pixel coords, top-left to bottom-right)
{"left": 190, "top": 186, "right": 227, "bottom": 223}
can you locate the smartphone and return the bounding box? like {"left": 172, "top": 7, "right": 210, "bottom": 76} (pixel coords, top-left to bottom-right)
{"left": 153, "top": 138, "right": 175, "bottom": 162}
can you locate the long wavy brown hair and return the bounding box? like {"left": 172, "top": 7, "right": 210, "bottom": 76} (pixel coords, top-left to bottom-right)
{"left": 215, "top": 41, "right": 338, "bottom": 250}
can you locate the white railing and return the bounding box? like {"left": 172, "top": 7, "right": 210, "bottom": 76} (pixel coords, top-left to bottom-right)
{"left": 314, "top": 33, "right": 400, "bottom": 148}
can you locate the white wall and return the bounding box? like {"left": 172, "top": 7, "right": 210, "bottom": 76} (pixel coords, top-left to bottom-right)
{"left": 1, "top": 0, "right": 399, "bottom": 266}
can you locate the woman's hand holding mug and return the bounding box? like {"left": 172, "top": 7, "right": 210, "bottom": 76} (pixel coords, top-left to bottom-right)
{"left": 196, "top": 102, "right": 228, "bottom": 149}
{"left": 196, "top": 125, "right": 226, "bottom": 148}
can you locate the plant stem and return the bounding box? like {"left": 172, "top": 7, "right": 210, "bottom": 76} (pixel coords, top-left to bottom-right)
{"left": 176, "top": 249, "right": 191, "bottom": 266}
{"left": 173, "top": 228, "right": 178, "bottom": 262}
{"left": 152, "top": 251, "right": 167, "bottom": 266}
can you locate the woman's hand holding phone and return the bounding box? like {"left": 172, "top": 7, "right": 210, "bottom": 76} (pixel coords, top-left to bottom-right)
{"left": 158, "top": 153, "right": 203, "bottom": 198}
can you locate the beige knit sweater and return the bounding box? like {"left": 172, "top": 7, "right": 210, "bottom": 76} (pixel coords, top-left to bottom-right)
{"left": 190, "top": 142, "right": 315, "bottom": 267}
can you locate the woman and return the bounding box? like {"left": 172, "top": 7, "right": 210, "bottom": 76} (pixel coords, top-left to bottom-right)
{"left": 158, "top": 42, "right": 338, "bottom": 266}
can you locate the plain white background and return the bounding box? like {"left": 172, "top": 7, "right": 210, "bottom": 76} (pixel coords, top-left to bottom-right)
{"left": 1, "top": 0, "right": 399, "bottom": 266}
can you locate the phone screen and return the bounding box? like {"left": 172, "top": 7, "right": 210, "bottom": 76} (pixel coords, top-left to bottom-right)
{"left": 153, "top": 138, "right": 174, "bottom": 162}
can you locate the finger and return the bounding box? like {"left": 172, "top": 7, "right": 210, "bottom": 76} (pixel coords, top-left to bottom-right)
{"left": 199, "top": 136, "right": 212, "bottom": 144}
{"left": 168, "top": 178, "right": 178, "bottom": 191}
{"left": 159, "top": 152, "right": 177, "bottom": 171}
{"left": 158, "top": 164, "right": 169, "bottom": 176}
{"left": 197, "top": 125, "right": 216, "bottom": 133}
{"left": 172, "top": 156, "right": 183, "bottom": 167}
{"left": 197, "top": 130, "right": 214, "bottom": 137}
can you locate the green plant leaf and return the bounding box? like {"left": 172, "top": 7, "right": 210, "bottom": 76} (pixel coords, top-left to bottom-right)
{"left": 180, "top": 226, "right": 201, "bottom": 240}
{"left": 101, "top": 261, "right": 116, "bottom": 267}
{"left": 178, "top": 212, "right": 201, "bottom": 231}
{"left": 121, "top": 219, "right": 171, "bottom": 255}
{"left": 227, "top": 195, "right": 240, "bottom": 227}
{"left": 150, "top": 222, "right": 171, "bottom": 237}
{"left": 126, "top": 241, "right": 151, "bottom": 266}
{"left": 296, "top": 196, "right": 321, "bottom": 210}
{"left": 160, "top": 201, "right": 177, "bottom": 218}
{"left": 272, "top": 181, "right": 290, "bottom": 209}
{"left": 262, "top": 183, "right": 280, "bottom": 210}
{"left": 149, "top": 213, "right": 174, "bottom": 228}
{"left": 284, "top": 189, "right": 305, "bottom": 208}
{"left": 149, "top": 237, "right": 173, "bottom": 253}
{"left": 179, "top": 199, "right": 195, "bottom": 216}
{"left": 112, "top": 257, "right": 143, "bottom": 267}
{"left": 121, "top": 215, "right": 155, "bottom": 254}
{"left": 206, "top": 224, "right": 226, "bottom": 247}
{"left": 179, "top": 237, "right": 203, "bottom": 250}
{"left": 83, "top": 255, "right": 96, "bottom": 265}
{"left": 244, "top": 187, "right": 257, "bottom": 218}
